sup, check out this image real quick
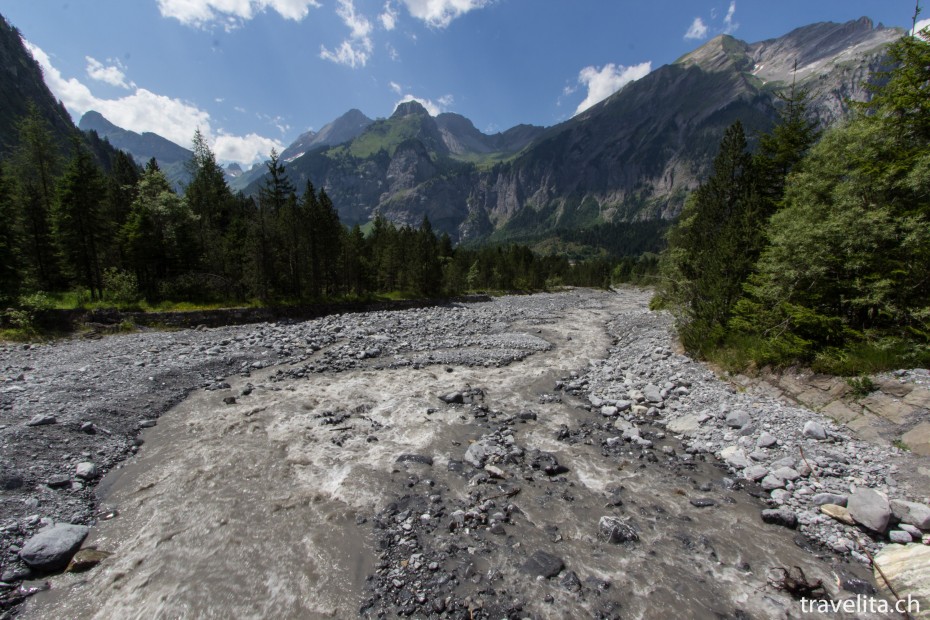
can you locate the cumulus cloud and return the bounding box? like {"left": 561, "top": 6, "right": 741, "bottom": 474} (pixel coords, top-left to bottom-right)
{"left": 156, "top": 0, "right": 321, "bottom": 29}
{"left": 393, "top": 93, "right": 451, "bottom": 116}
{"left": 85, "top": 56, "right": 134, "bottom": 89}
{"left": 380, "top": 1, "right": 398, "bottom": 30}
{"left": 400, "top": 0, "right": 491, "bottom": 28}
{"left": 913, "top": 17, "right": 930, "bottom": 35}
{"left": 684, "top": 17, "right": 708, "bottom": 40}
{"left": 320, "top": 0, "right": 374, "bottom": 67}
{"left": 574, "top": 62, "right": 652, "bottom": 116}
{"left": 26, "top": 40, "right": 280, "bottom": 165}
{"left": 437, "top": 94, "right": 454, "bottom": 107}
{"left": 214, "top": 132, "right": 284, "bottom": 164}
{"left": 723, "top": 1, "right": 738, "bottom": 34}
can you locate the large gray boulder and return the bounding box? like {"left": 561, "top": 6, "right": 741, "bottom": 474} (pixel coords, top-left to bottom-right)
{"left": 19, "top": 524, "right": 89, "bottom": 572}
{"left": 847, "top": 488, "right": 892, "bottom": 533}
{"left": 890, "top": 499, "right": 930, "bottom": 530}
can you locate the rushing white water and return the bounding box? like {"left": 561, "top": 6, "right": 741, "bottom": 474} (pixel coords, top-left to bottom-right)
{"left": 23, "top": 290, "right": 882, "bottom": 619}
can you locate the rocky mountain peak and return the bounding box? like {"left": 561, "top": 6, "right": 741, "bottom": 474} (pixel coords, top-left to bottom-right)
{"left": 391, "top": 100, "right": 431, "bottom": 119}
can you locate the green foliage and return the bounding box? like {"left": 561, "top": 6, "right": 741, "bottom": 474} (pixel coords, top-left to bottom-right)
{"left": 657, "top": 121, "right": 764, "bottom": 356}
{"left": 102, "top": 268, "right": 140, "bottom": 305}
{"left": 846, "top": 375, "right": 877, "bottom": 398}
{"left": 673, "top": 30, "right": 930, "bottom": 374}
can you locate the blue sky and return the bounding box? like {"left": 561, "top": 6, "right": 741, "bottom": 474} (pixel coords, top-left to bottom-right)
{"left": 0, "top": 0, "right": 921, "bottom": 165}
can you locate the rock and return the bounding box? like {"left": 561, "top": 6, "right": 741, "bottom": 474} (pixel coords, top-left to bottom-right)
{"left": 559, "top": 570, "right": 582, "bottom": 592}
{"left": 848, "top": 488, "right": 892, "bottom": 533}
{"left": 396, "top": 454, "right": 433, "bottom": 466}
{"left": 812, "top": 493, "right": 848, "bottom": 507}
{"left": 690, "top": 498, "right": 716, "bottom": 508}
{"left": 439, "top": 392, "right": 464, "bottom": 405}
{"left": 725, "top": 411, "right": 750, "bottom": 428}
{"left": 521, "top": 551, "right": 564, "bottom": 578}
{"left": 643, "top": 384, "right": 662, "bottom": 403}
{"left": 139, "top": 419, "right": 157, "bottom": 428}
{"left": 667, "top": 414, "right": 700, "bottom": 435}
{"left": 74, "top": 462, "right": 97, "bottom": 480}
{"left": 518, "top": 411, "right": 537, "bottom": 421}
{"left": 821, "top": 504, "right": 856, "bottom": 525}
{"left": 26, "top": 414, "right": 56, "bottom": 427}
{"left": 222, "top": 396, "right": 237, "bottom": 405}
{"left": 80, "top": 422, "right": 96, "bottom": 434}
{"left": 46, "top": 476, "right": 70, "bottom": 489}
{"left": 771, "top": 467, "right": 800, "bottom": 482}
{"left": 873, "top": 544, "right": 930, "bottom": 613}
{"left": 756, "top": 432, "right": 778, "bottom": 449}
{"left": 614, "top": 400, "right": 632, "bottom": 412}
{"left": 900, "top": 524, "right": 922, "bottom": 538}
{"left": 464, "top": 438, "right": 500, "bottom": 468}
{"left": 529, "top": 451, "right": 568, "bottom": 476}
{"left": 761, "top": 474, "right": 785, "bottom": 491}
{"left": 890, "top": 499, "right": 930, "bottom": 529}
{"left": 19, "top": 524, "right": 89, "bottom": 572}
{"left": 720, "top": 446, "right": 750, "bottom": 470}
{"left": 761, "top": 509, "right": 798, "bottom": 529}
{"left": 1, "top": 472, "right": 24, "bottom": 490}
{"left": 743, "top": 465, "right": 768, "bottom": 482}
{"left": 889, "top": 530, "right": 913, "bottom": 544}
{"left": 600, "top": 405, "right": 619, "bottom": 417}
{"left": 598, "top": 516, "right": 639, "bottom": 543}
{"left": 802, "top": 421, "right": 827, "bottom": 440}
{"left": 66, "top": 549, "right": 111, "bottom": 572}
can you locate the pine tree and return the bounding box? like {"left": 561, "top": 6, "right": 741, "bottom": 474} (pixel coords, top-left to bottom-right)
{"left": 53, "top": 140, "right": 106, "bottom": 299}
{"left": 659, "top": 121, "right": 762, "bottom": 354}
{"left": 0, "top": 161, "right": 20, "bottom": 304}
{"left": 251, "top": 149, "right": 293, "bottom": 300}
{"left": 11, "top": 103, "right": 61, "bottom": 290}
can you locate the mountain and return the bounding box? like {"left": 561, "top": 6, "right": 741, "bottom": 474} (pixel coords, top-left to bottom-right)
{"left": 280, "top": 108, "right": 373, "bottom": 162}
{"left": 244, "top": 17, "right": 899, "bottom": 245}
{"left": 0, "top": 14, "right": 126, "bottom": 170}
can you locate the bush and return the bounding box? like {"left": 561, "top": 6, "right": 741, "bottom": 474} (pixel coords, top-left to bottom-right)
{"left": 102, "top": 268, "right": 141, "bottom": 305}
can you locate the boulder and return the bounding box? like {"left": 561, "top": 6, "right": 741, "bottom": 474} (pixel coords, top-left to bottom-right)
{"left": 521, "top": 551, "right": 564, "bottom": 578}
{"left": 890, "top": 499, "right": 930, "bottom": 530}
{"left": 873, "top": 544, "right": 930, "bottom": 613}
{"left": 812, "top": 493, "right": 848, "bottom": 507}
{"left": 761, "top": 509, "right": 798, "bottom": 529}
{"left": 848, "top": 488, "right": 892, "bottom": 533}
{"left": 802, "top": 421, "right": 827, "bottom": 440}
{"left": 19, "top": 524, "right": 89, "bottom": 572}
{"left": 725, "top": 411, "right": 750, "bottom": 428}
{"left": 598, "top": 516, "right": 639, "bottom": 544}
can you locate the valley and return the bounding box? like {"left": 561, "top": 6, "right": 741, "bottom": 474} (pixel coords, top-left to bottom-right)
{"left": 2, "top": 289, "right": 927, "bottom": 618}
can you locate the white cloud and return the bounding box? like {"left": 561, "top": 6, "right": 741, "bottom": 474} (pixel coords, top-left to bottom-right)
{"left": 156, "top": 0, "right": 321, "bottom": 29}
{"left": 85, "top": 56, "right": 134, "bottom": 89}
{"left": 684, "top": 17, "right": 708, "bottom": 40}
{"left": 389, "top": 81, "right": 403, "bottom": 94}
{"left": 574, "top": 62, "right": 652, "bottom": 116}
{"left": 723, "top": 1, "right": 738, "bottom": 34}
{"left": 437, "top": 94, "right": 454, "bottom": 107}
{"left": 386, "top": 42, "right": 400, "bottom": 61}
{"left": 320, "top": 0, "right": 373, "bottom": 68}
{"left": 394, "top": 93, "right": 445, "bottom": 116}
{"left": 380, "top": 1, "right": 398, "bottom": 30}
{"left": 26, "top": 40, "right": 279, "bottom": 165}
{"left": 913, "top": 17, "right": 930, "bottom": 35}
{"left": 400, "top": 0, "right": 491, "bottom": 28}
{"left": 214, "top": 132, "right": 285, "bottom": 164}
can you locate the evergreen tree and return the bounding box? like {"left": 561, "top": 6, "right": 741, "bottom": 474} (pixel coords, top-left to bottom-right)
{"left": 11, "top": 103, "right": 61, "bottom": 289}
{"left": 251, "top": 149, "right": 293, "bottom": 300}
{"left": 102, "top": 150, "right": 140, "bottom": 267}
{"left": 658, "top": 121, "right": 762, "bottom": 354}
{"left": 413, "top": 215, "right": 442, "bottom": 296}
{"left": 0, "top": 161, "right": 20, "bottom": 304}
{"left": 53, "top": 140, "right": 106, "bottom": 299}
{"left": 121, "top": 163, "right": 197, "bottom": 300}
{"left": 314, "top": 189, "right": 343, "bottom": 296}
